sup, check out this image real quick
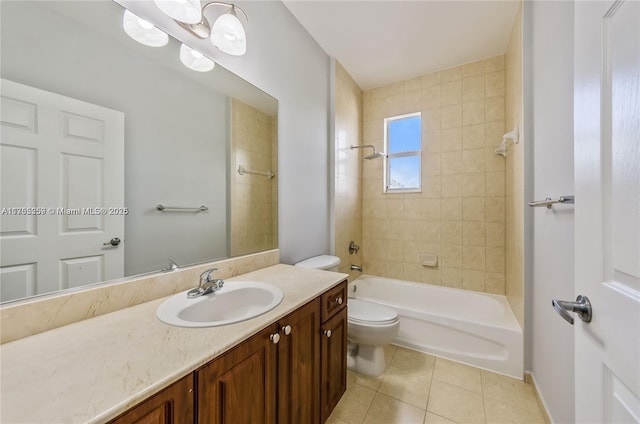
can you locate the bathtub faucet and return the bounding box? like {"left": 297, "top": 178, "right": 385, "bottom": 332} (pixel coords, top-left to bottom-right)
{"left": 350, "top": 264, "right": 363, "bottom": 272}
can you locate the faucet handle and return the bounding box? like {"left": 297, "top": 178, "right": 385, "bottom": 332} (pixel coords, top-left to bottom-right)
{"left": 200, "top": 268, "right": 218, "bottom": 283}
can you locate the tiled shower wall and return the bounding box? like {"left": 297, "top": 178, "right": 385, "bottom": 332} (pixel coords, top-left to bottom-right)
{"left": 361, "top": 56, "right": 507, "bottom": 294}
{"left": 505, "top": 3, "right": 525, "bottom": 327}
{"left": 230, "top": 99, "right": 278, "bottom": 257}
{"left": 334, "top": 62, "right": 364, "bottom": 281}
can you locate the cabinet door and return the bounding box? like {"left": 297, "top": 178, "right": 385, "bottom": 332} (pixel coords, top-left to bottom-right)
{"left": 108, "top": 374, "right": 194, "bottom": 424}
{"left": 278, "top": 298, "right": 321, "bottom": 424}
{"left": 320, "top": 307, "right": 347, "bottom": 423}
{"left": 197, "top": 324, "right": 278, "bottom": 424}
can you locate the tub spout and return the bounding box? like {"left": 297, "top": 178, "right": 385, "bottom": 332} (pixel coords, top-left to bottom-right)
{"left": 351, "top": 264, "right": 363, "bottom": 272}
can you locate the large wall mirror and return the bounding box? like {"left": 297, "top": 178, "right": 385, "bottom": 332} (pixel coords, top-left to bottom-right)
{"left": 0, "top": 1, "right": 278, "bottom": 303}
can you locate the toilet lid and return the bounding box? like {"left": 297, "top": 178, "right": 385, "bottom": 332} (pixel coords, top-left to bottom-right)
{"left": 348, "top": 298, "right": 399, "bottom": 324}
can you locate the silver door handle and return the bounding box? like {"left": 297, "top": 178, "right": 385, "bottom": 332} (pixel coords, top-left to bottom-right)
{"left": 103, "top": 238, "right": 121, "bottom": 247}
{"left": 552, "top": 295, "right": 592, "bottom": 325}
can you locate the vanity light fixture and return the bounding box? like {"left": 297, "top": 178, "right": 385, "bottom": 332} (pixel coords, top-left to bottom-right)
{"left": 153, "top": 0, "right": 203, "bottom": 25}
{"left": 163, "top": 1, "right": 248, "bottom": 56}
{"left": 179, "top": 43, "right": 215, "bottom": 72}
{"left": 122, "top": 10, "right": 169, "bottom": 47}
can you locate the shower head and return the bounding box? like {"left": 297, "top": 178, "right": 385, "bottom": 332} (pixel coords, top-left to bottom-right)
{"left": 350, "top": 144, "right": 386, "bottom": 159}
{"left": 364, "top": 151, "right": 386, "bottom": 160}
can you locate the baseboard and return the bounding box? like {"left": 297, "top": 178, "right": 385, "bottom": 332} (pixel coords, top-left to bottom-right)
{"left": 525, "top": 372, "right": 553, "bottom": 424}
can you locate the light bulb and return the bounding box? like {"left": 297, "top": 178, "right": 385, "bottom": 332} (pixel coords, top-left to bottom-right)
{"left": 179, "top": 44, "right": 215, "bottom": 72}
{"left": 123, "top": 10, "right": 168, "bottom": 48}
{"left": 210, "top": 10, "right": 246, "bottom": 56}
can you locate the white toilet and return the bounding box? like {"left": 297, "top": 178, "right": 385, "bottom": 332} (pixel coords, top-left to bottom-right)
{"left": 347, "top": 298, "right": 399, "bottom": 377}
{"left": 294, "top": 254, "right": 341, "bottom": 272}
{"left": 294, "top": 255, "right": 399, "bottom": 377}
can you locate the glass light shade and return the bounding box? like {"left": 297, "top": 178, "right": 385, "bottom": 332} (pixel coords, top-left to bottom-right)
{"left": 179, "top": 44, "right": 215, "bottom": 72}
{"left": 154, "top": 0, "right": 202, "bottom": 24}
{"left": 210, "top": 12, "right": 246, "bottom": 56}
{"left": 122, "top": 10, "right": 168, "bottom": 47}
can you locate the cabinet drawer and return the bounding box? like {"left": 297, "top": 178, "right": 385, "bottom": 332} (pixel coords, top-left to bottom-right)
{"left": 321, "top": 280, "right": 347, "bottom": 322}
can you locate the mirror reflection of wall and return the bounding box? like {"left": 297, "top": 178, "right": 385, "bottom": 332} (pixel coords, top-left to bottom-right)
{"left": 0, "top": 1, "right": 277, "bottom": 303}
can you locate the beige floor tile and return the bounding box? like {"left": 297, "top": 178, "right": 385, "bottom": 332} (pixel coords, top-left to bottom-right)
{"left": 349, "top": 369, "right": 384, "bottom": 391}
{"left": 484, "top": 397, "right": 547, "bottom": 424}
{"left": 481, "top": 370, "right": 540, "bottom": 413}
{"left": 433, "top": 358, "right": 482, "bottom": 393}
{"left": 391, "top": 346, "right": 436, "bottom": 373}
{"left": 427, "top": 380, "right": 485, "bottom": 423}
{"left": 378, "top": 365, "right": 433, "bottom": 409}
{"left": 424, "top": 412, "right": 459, "bottom": 424}
{"left": 385, "top": 344, "right": 399, "bottom": 368}
{"left": 332, "top": 382, "right": 377, "bottom": 424}
{"left": 362, "top": 392, "right": 427, "bottom": 424}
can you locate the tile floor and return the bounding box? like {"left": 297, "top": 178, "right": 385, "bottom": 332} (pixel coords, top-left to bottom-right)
{"left": 327, "top": 345, "right": 549, "bottom": 424}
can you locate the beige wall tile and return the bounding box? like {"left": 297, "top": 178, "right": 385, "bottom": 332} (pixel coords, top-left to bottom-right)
{"left": 441, "top": 66, "right": 462, "bottom": 82}
{"left": 486, "top": 247, "right": 505, "bottom": 273}
{"left": 485, "top": 71, "right": 506, "bottom": 98}
{"left": 486, "top": 197, "right": 506, "bottom": 222}
{"left": 463, "top": 269, "right": 485, "bottom": 291}
{"left": 463, "top": 124, "right": 485, "bottom": 149}
{"left": 441, "top": 174, "right": 462, "bottom": 198}
{"left": 485, "top": 55, "right": 505, "bottom": 73}
{"left": 463, "top": 197, "right": 485, "bottom": 221}
{"left": 463, "top": 60, "right": 485, "bottom": 77}
{"left": 441, "top": 151, "right": 462, "bottom": 175}
{"left": 441, "top": 267, "right": 463, "bottom": 288}
{"left": 421, "top": 220, "right": 442, "bottom": 242}
{"left": 441, "top": 104, "right": 462, "bottom": 129}
{"left": 441, "top": 81, "right": 462, "bottom": 105}
{"left": 422, "top": 85, "right": 442, "bottom": 109}
{"left": 486, "top": 96, "right": 506, "bottom": 122}
{"left": 441, "top": 127, "right": 462, "bottom": 152}
{"left": 442, "top": 222, "right": 463, "bottom": 245}
{"left": 422, "top": 199, "right": 442, "bottom": 221}
{"left": 463, "top": 221, "right": 486, "bottom": 246}
{"left": 462, "top": 173, "right": 486, "bottom": 197}
{"left": 441, "top": 245, "right": 463, "bottom": 268}
{"left": 462, "top": 148, "right": 485, "bottom": 172}
{"left": 486, "top": 221, "right": 506, "bottom": 247}
{"left": 462, "top": 100, "right": 485, "bottom": 125}
{"left": 486, "top": 171, "right": 506, "bottom": 197}
{"left": 423, "top": 152, "right": 441, "bottom": 177}
{"left": 463, "top": 76, "right": 484, "bottom": 102}
{"left": 463, "top": 245, "right": 486, "bottom": 270}
{"left": 486, "top": 272, "right": 506, "bottom": 294}
{"left": 441, "top": 198, "right": 462, "bottom": 221}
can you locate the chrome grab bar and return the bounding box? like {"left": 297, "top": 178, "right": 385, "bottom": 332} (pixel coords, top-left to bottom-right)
{"left": 528, "top": 195, "right": 574, "bottom": 209}
{"left": 156, "top": 204, "right": 208, "bottom": 212}
{"left": 552, "top": 295, "right": 592, "bottom": 325}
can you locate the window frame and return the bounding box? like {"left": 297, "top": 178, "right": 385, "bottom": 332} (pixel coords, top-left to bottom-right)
{"left": 383, "top": 112, "right": 422, "bottom": 193}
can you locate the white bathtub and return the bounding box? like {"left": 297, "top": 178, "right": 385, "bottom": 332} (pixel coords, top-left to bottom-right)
{"left": 350, "top": 275, "right": 523, "bottom": 379}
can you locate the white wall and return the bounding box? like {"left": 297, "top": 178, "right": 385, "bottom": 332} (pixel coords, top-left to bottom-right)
{"left": 524, "top": 2, "right": 575, "bottom": 422}
{"left": 121, "top": 0, "right": 332, "bottom": 265}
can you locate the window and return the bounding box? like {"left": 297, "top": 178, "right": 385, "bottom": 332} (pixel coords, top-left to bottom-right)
{"left": 384, "top": 112, "right": 422, "bottom": 192}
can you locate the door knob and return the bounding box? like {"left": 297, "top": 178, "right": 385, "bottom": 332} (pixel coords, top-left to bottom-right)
{"left": 103, "top": 238, "right": 121, "bottom": 247}
{"left": 270, "top": 332, "right": 280, "bottom": 344}
{"left": 324, "top": 329, "right": 332, "bottom": 338}
{"left": 282, "top": 325, "right": 292, "bottom": 335}
{"left": 552, "top": 295, "right": 592, "bottom": 325}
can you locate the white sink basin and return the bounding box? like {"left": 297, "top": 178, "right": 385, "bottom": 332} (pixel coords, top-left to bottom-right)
{"left": 156, "top": 281, "right": 284, "bottom": 328}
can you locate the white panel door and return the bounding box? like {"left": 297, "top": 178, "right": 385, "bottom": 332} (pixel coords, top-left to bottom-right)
{"left": 574, "top": 1, "right": 640, "bottom": 422}
{"left": 0, "top": 79, "right": 124, "bottom": 301}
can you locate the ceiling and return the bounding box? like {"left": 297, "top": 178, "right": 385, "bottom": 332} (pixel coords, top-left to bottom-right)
{"left": 283, "top": 1, "right": 519, "bottom": 90}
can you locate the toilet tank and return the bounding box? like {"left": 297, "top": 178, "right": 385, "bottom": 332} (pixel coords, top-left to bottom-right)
{"left": 294, "top": 255, "right": 341, "bottom": 272}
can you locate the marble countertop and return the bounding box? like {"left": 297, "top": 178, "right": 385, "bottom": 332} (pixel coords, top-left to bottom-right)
{"left": 0, "top": 264, "right": 348, "bottom": 423}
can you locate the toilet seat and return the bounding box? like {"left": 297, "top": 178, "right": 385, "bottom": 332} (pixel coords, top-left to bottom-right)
{"left": 348, "top": 298, "right": 399, "bottom": 325}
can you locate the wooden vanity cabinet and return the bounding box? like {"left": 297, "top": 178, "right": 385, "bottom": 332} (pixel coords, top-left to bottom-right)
{"left": 277, "top": 298, "right": 321, "bottom": 424}
{"left": 196, "top": 323, "right": 279, "bottom": 424}
{"left": 107, "top": 374, "right": 194, "bottom": 424}
{"left": 320, "top": 280, "right": 348, "bottom": 422}
{"left": 109, "top": 280, "right": 348, "bottom": 424}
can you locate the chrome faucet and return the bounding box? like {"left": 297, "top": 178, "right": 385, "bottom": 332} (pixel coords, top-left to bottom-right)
{"left": 187, "top": 268, "right": 224, "bottom": 298}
